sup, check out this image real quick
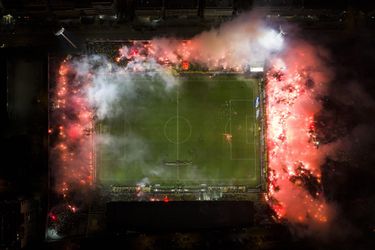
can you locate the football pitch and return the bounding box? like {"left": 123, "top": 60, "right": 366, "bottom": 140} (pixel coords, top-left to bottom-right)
{"left": 96, "top": 75, "right": 262, "bottom": 188}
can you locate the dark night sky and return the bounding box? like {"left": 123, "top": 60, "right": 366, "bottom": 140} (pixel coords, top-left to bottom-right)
{"left": 1, "top": 0, "right": 375, "bottom": 10}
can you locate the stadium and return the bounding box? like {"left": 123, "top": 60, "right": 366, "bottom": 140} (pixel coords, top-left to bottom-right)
{"left": 92, "top": 41, "right": 267, "bottom": 202}
{"left": 48, "top": 24, "right": 333, "bottom": 235}
{"left": 49, "top": 40, "right": 267, "bottom": 205}
{"left": 3, "top": 0, "right": 375, "bottom": 248}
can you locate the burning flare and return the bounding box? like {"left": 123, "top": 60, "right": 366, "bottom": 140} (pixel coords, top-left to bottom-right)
{"left": 265, "top": 43, "right": 332, "bottom": 225}
{"left": 50, "top": 59, "right": 95, "bottom": 197}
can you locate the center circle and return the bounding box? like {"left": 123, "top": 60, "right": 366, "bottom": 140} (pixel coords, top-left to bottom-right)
{"left": 164, "top": 116, "right": 192, "bottom": 144}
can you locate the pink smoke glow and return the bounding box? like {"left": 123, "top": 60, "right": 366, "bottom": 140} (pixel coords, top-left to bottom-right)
{"left": 116, "top": 15, "right": 283, "bottom": 71}
{"left": 265, "top": 42, "right": 333, "bottom": 225}
{"left": 50, "top": 59, "right": 94, "bottom": 198}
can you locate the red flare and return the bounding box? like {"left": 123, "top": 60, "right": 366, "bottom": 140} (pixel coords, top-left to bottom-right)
{"left": 181, "top": 61, "right": 190, "bottom": 70}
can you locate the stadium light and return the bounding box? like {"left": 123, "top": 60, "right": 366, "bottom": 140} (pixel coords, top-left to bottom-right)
{"left": 258, "top": 29, "right": 284, "bottom": 51}
{"left": 54, "top": 27, "right": 77, "bottom": 49}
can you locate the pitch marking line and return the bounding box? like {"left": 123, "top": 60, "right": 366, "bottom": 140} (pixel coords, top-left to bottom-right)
{"left": 229, "top": 99, "right": 253, "bottom": 161}
{"left": 177, "top": 87, "right": 179, "bottom": 179}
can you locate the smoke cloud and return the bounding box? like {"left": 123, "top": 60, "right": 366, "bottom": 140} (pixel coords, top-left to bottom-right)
{"left": 265, "top": 40, "right": 337, "bottom": 235}
{"left": 146, "top": 12, "right": 283, "bottom": 70}
{"left": 51, "top": 11, "right": 367, "bottom": 241}
{"left": 70, "top": 55, "right": 179, "bottom": 120}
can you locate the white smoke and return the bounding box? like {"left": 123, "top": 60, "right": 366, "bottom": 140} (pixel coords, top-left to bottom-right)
{"left": 149, "top": 12, "right": 284, "bottom": 71}
{"left": 70, "top": 55, "right": 179, "bottom": 121}
{"left": 97, "top": 133, "right": 149, "bottom": 165}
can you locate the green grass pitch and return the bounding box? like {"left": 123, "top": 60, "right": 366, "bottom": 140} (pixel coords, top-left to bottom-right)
{"left": 96, "top": 75, "right": 261, "bottom": 188}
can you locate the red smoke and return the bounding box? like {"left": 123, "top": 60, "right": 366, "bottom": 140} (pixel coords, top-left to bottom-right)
{"left": 265, "top": 42, "right": 333, "bottom": 226}
{"left": 50, "top": 59, "right": 94, "bottom": 197}
{"left": 66, "top": 124, "right": 82, "bottom": 140}
{"left": 117, "top": 14, "right": 280, "bottom": 72}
